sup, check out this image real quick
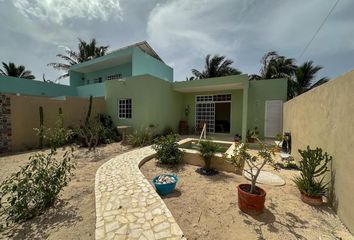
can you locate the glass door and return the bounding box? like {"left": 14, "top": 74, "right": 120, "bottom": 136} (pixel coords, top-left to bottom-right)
{"left": 195, "top": 102, "right": 215, "bottom": 133}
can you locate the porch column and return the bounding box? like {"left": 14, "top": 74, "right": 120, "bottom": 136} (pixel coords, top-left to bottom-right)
{"left": 241, "top": 80, "right": 249, "bottom": 142}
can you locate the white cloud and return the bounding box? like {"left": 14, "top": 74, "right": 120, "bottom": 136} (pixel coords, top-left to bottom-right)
{"left": 12, "top": 0, "right": 123, "bottom": 24}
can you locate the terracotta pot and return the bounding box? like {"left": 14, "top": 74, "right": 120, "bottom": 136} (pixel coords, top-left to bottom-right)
{"left": 237, "top": 184, "right": 266, "bottom": 215}
{"left": 300, "top": 192, "right": 323, "bottom": 206}
{"left": 247, "top": 138, "right": 255, "bottom": 143}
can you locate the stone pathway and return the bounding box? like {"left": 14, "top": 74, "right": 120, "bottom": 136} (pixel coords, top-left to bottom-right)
{"left": 95, "top": 146, "right": 185, "bottom": 240}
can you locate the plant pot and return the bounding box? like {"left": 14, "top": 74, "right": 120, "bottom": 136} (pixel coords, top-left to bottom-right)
{"left": 237, "top": 184, "right": 266, "bottom": 215}
{"left": 153, "top": 174, "right": 178, "bottom": 196}
{"left": 247, "top": 138, "right": 255, "bottom": 143}
{"left": 300, "top": 192, "right": 323, "bottom": 206}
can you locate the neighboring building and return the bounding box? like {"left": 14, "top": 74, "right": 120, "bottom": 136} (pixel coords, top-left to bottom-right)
{"left": 0, "top": 41, "right": 287, "bottom": 141}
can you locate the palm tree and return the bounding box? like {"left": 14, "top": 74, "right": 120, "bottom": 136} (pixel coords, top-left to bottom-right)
{"left": 48, "top": 38, "right": 108, "bottom": 80}
{"left": 190, "top": 54, "right": 241, "bottom": 80}
{"left": 0, "top": 62, "right": 35, "bottom": 79}
{"left": 293, "top": 61, "right": 329, "bottom": 96}
{"left": 249, "top": 51, "right": 297, "bottom": 80}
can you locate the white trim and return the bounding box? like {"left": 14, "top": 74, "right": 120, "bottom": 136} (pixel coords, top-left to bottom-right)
{"left": 118, "top": 98, "right": 132, "bottom": 119}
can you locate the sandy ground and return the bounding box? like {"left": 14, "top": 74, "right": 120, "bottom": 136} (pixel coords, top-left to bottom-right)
{"left": 0, "top": 143, "right": 131, "bottom": 240}
{"left": 141, "top": 158, "right": 354, "bottom": 240}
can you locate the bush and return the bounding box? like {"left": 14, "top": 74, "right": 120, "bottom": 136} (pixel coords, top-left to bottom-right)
{"left": 152, "top": 134, "right": 182, "bottom": 164}
{"left": 0, "top": 148, "right": 75, "bottom": 224}
{"left": 198, "top": 140, "right": 220, "bottom": 170}
{"left": 75, "top": 118, "right": 104, "bottom": 151}
{"left": 293, "top": 146, "right": 332, "bottom": 197}
{"left": 127, "top": 126, "right": 156, "bottom": 147}
{"left": 34, "top": 113, "right": 73, "bottom": 149}
{"left": 162, "top": 126, "right": 174, "bottom": 136}
{"left": 97, "top": 114, "right": 121, "bottom": 144}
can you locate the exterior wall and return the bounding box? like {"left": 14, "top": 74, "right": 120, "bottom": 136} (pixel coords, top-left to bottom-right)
{"left": 182, "top": 89, "right": 243, "bottom": 135}
{"left": 248, "top": 78, "right": 288, "bottom": 138}
{"left": 0, "top": 94, "right": 11, "bottom": 153}
{"left": 0, "top": 75, "right": 76, "bottom": 97}
{"left": 105, "top": 75, "right": 183, "bottom": 133}
{"left": 83, "top": 63, "right": 132, "bottom": 84}
{"left": 283, "top": 70, "right": 354, "bottom": 234}
{"left": 76, "top": 83, "right": 105, "bottom": 97}
{"left": 8, "top": 95, "right": 106, "bottom": 151}
{"left": 132, "top": 48, "right": 173, "bottom": 82}
{"left": 69, "top": 70, "right": 84, "bottom": 87}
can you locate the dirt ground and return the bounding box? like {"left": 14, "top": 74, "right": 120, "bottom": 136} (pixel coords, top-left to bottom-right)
{"left": 141, "top": 158, "right": 354, "bottom": 240}
{"left": 0, "top": 142, "right": 131, "bottom": 240}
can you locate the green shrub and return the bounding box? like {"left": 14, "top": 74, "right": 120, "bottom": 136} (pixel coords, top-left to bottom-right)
{"left": 162, "top": 126, "right": 174, "bottom": 136}
{"left": 198, "top": 140, "right": 220, "bottom": 170}
{"left": 75, "top": 118, "right": 104, "bottom": 151}
{"left": 127, "top": 126, "right": 156, "bottom": 147}
{"left": 97, "top": 114, "right": 121, "bottom": 144}
{"left": 152, "top": 134, "right": 182, "bottom": 164}
{"left": 0, "top": 148, "right": 75, "bottom": 224}
{"left": 293, "top": 146, "right": 332, "bottom": 197}
{"left": 227, "top": 143, "right": 246, "bottom": 171}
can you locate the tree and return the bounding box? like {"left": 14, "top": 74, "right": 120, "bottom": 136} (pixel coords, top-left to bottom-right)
{"left": 0, "top": 62, "right": 35, "bottom": 79}
{"left": 293, "top": 61, "right": 329, "bottom": 96}
{"left": 48, "top": 38, "right": 108, "bottom": 80}
{"left": 189, "top": 54, "right": 241, "bottom": 80}
{"left": 249, "top": 51, "right": 297, "bottom": 80}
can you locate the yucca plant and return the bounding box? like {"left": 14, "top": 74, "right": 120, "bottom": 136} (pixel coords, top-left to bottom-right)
{"left": 293, "top": 146, "right": 332, "bottom": 197}
{"left": 198, "top": 140, "right": 220, "bottom": 172}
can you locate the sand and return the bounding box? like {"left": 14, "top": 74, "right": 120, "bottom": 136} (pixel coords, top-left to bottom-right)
{"left": 141, "top": 158, "right": 354, "bottom": 240}
{"left": 0, "top": 143, "right": 131, "bottom": 240}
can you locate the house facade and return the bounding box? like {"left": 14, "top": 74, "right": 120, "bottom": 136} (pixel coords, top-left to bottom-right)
{"left": 0, "top": 41, "right": 287, "bottom": 142}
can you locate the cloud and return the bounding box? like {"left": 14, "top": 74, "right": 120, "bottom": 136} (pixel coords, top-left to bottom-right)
{"left": 12, "top": 0, "right": 123, "bottom": 24}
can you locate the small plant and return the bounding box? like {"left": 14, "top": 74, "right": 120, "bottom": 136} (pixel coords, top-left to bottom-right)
{"left": 127, "top": 126, "right": 156, "bottom": 147}
{"left": 235, "top": 139, "right": 275, "bottom": 194}
{"left": 97, "top": 114, "right": 121, "bottom": 144}
{"left": 247, "top": 127, "right": 259, "bottom": 143}
{"left": 152, "top": 134, "right": 182, "bottom": 164}
{"left": 75, "top": 118, "right": 104, "bottom": 151}
{"left": 0, "top": 148, "right": 75, "bottom": 225}
{"left": 293, "top": 146, "right": 332, "bottom": 198}
{"left": 227, "top": 143, "right": 246, "bottom": 173}
{"left": 198, "top": 140, "right": 220, "bottom": 174}
{"left": 162, "top": 126, "right": 174, "bottom": 136}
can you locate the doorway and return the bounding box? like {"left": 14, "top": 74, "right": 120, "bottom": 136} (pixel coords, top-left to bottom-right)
{"left": 215, "top": 102, "right": 231, "bottom": 133}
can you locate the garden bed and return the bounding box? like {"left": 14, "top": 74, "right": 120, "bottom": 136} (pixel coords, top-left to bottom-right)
{"left": 0, "top": 142, "right": 131, "bottom": 239}
{"left": 141, "top": 158, "right": 354, "bottom": 240}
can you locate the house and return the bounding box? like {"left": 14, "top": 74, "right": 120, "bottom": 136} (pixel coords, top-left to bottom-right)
{"left": 0, "top": 41, "right": 287, "bottom": 145}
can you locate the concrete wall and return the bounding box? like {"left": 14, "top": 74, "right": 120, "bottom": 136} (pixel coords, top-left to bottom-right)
{"left": 7, "top": 94, "right": 106, "bottom": 151}
{"left": 83, "top": 63, "right": 132, "bottom": 84}
{"left": 283, "top": 70, "right": 354, "bottom": 234}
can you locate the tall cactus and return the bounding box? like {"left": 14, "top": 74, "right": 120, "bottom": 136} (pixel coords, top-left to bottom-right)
{"left": 58, "top": 107, "right": 64, "bottom": 128}
{"left": 85, "top": 96, "right": 93, "bottom": 125}
{"left": 39, "top": 106, "right": 44, "bottom": 148}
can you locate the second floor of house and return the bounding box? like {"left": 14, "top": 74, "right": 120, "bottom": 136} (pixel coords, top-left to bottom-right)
{"left": 69, "top": 41, "right": 173, "bottom": 87}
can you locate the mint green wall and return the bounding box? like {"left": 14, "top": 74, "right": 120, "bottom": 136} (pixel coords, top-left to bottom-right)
{"left": 182, "top": 90, "right": 244, "bottom": 135}
{"left": 69, "top": 70, "right": 84, "bottom": 87}
{"left": 105, "top": 75, "right": 183, "bottom": 133}
{"left": 83, "top": 63, "right": 132, "bottom": 84}
{"left": 76, "top": 83, "right": 105, "bottom": 97}
{"left": 132, "top": 48, "right": 173, "bottom": 82}
{"left": 247, "top": 78, "right": 288, "bottom": 138}
{"left": 0, "top": 75, "right": 76, "bottom": 97}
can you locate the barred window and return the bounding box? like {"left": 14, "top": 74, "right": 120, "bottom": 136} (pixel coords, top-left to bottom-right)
{"left": 118, "top": 99, "right": 132, "bottom": 119}
{"left": 107, "top": 74, "right": 122, "bottom": 80}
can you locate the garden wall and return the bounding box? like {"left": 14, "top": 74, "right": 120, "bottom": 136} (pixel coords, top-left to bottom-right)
{"left": 283, "top": 70, "right": 354, "bottom": 234}
{"left": 2, "top": 94, "right": 106, "bottom": 152}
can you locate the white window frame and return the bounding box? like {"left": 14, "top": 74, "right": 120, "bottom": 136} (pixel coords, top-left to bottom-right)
{"left": 118, "top": 98, "right": 132, "bottom": 119}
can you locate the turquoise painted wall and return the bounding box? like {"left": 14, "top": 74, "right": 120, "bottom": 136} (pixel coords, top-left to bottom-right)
{"left": 105, "top": 75, "right": 183, "bottom": 134}
{"left": 247, "top": 78, "right": 288, "bottom": 138}
{"left": 0, "top": 75, "right": 76, "bottom": 97}
{"left": 69, "top": 70, "right": 84, "bottom": 87}
{"left": 83, "top": 63, "right": 132, "bottom": 84}
{"left": 132, "top": 48, "right": 173, "bottom": 82}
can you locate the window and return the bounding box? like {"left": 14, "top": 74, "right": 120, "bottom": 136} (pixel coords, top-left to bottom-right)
{"left": 118, "top": 99, "right": 132, "bottom": 119}
{"left": 94, "top": 77, "right": 102, "bottom": 83}
{"left": 196, "top": 94, "right": 231, "bottom": 102}
{"left": 107, "top": 74, "right": 122, "bottom": 80}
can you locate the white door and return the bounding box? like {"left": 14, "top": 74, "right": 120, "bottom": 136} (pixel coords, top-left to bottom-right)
{"left": 264, "top": 100, "right": 283, "bottom": 138}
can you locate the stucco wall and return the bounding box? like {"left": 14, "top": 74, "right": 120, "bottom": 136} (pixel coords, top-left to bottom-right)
{"left": 8, "top": 95, "right": 106, "bottom": 151}
{"left": 283, "top": 70, "right": 354, "bottom": 234}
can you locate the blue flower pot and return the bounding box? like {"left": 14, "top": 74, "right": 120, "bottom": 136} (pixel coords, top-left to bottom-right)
{"left": 152, "top": 174, "right": 179, "bottom": 196}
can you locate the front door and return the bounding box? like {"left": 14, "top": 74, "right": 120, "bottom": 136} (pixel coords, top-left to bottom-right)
{"left": 264, "top": 100, "right": 283, "bottom": 137}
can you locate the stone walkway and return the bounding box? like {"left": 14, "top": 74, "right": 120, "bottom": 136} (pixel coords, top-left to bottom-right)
{"left": 95, "top": 146, "right": 185, "bottom": 240}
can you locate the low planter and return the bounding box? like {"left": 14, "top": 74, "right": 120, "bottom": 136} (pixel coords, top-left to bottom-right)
{"left": 247, "top": 138, "right": 256, "bottom": 143}
{"left": 152, "top": 174, "right": 178, "bottom": 196}
{"left": 300, "top": 192, "right": 323, "bottom": 206}
{"left": 237, "top": 184, "right": 266, "bottom": 215}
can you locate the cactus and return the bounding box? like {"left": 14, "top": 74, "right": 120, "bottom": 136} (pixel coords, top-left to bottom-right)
{"left": 58, "top": 107, "right": 64, "bottom": 128}
{"left": 85, "top": 96, "right": 93, "bottom": 125}
{"left": 39, "top": 106, "right": 44, "bottom": 148}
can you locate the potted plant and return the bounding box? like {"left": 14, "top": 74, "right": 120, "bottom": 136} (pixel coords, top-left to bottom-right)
{"left": 179, "top": 105, "right": 190, "bottom": 135}
{"left": 197, "top": 140, "right": 220, "bottom": 175}
{"left": 246, "top": 127, "right": 259, "bottom": 143}
{"left": 234, "top": 139, "right": 275, "bottom": 215}
{"left": 274, "top": 133, "right": 284, "bottom": 152}
{"left": 234, "top": 133, "right": 242, "bottom": 143}
{"left": 293, "top": 146, "right": 332, "bottom": 206}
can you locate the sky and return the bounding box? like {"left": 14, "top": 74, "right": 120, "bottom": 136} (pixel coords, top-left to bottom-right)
{"left": 1, "top": 0, "right": 354, "bottom": 85}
